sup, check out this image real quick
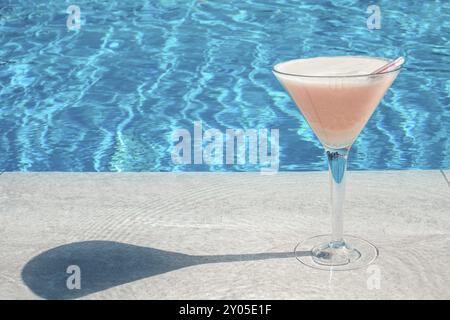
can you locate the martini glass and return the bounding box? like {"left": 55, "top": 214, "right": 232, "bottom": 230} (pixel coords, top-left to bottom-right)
{"left": 273, "top": 56, "right": 402, "bottom": 270}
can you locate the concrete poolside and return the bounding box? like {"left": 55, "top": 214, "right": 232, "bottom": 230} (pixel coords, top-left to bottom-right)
{"left": 0, "top": 170, "right": 449, "bottom": 300}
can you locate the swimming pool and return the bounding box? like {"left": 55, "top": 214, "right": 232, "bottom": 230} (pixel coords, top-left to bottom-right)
{"left": 0, "top": 0, "right": 449, "bottom": 171}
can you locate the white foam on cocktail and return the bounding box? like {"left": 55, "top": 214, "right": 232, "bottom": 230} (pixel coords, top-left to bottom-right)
{"left": 275, "top": 56, "right": 387, "bottom": 77}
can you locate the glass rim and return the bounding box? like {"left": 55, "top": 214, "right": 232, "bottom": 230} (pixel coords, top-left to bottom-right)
{"left": 272, "top": 55, "right": 403, "bottom": 79}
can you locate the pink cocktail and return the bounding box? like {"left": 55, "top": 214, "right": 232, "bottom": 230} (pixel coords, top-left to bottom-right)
{"left": 273, "top": 56, "right": 402, "bottom": 270}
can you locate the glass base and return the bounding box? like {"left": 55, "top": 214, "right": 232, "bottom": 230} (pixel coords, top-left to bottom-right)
{"left": 294, "top": 235, "right": 378, "bottom": 271}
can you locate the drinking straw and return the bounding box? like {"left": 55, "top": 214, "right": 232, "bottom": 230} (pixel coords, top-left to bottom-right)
{"left": 371, "top": 57, "right": 404, "bottom": 74}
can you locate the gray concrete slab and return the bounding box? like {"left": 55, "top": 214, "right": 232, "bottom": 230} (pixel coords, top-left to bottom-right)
{"left": 440, "top": 170, "right": 450, "bottom": 188}
{"left": 0, "top": 171, "right": 449, "bottom": 299}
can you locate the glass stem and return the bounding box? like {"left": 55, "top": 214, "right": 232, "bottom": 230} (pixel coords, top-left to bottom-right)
{"left": 326, "top": 147, "right": 349, "bottom": 246}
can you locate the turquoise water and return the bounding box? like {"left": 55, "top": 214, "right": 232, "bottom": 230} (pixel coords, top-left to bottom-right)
{"left": 0, "top": 0, "right": 449, "bottom": 171}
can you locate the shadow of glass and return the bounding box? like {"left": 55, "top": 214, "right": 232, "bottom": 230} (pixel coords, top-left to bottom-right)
{"left": 21, "top": 240, "right": 310, "bottom": 299}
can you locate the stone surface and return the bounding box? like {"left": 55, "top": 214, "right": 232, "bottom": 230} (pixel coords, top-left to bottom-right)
{"left": 440, "top": 170, "right": 450, "bottom": 188}
{"left": 0, "top": 171, "right": 449, "bottom": 299}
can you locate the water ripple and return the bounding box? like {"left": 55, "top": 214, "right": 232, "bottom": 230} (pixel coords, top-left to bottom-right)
{"left": 0, "top": 0, "right": 448, "bottom": 171}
